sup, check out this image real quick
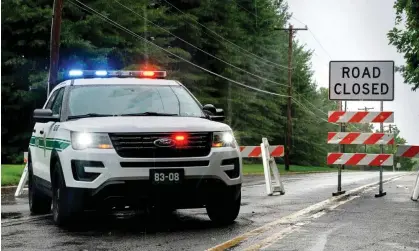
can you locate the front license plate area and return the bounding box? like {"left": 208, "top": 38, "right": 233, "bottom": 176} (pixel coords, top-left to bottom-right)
{"left": 150, "top": 169, "right": 184, "bottom": 185}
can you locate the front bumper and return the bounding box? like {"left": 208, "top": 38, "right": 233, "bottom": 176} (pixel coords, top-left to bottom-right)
{"left": 59, "top": 147, "right": 242, "bottom": 189}
{"left": 71, "top": 179, "right": 242, "bottom": 210}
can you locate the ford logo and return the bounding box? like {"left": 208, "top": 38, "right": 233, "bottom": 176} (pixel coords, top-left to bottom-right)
{"left": 154, "top": 138, "right": 175, "bottom": 147}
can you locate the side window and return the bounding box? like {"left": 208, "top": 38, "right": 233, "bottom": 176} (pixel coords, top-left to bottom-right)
{"left": 51, "top": 88, "right": 65, "bottom": 115}
{"left": 45, "top": 90, "right": 59, "bottom": 109}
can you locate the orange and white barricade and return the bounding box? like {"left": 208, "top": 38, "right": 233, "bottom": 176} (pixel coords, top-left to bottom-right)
{"left": 240, "top": 139, "right": 285, "bottom": 196}
{"left": 396, "top": 145, "right": 419, "bottom": 201}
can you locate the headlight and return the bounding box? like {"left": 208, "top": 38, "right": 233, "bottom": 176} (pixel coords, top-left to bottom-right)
{"left": 212, "top": 131, "right": 236, "bottom": 148}
{"left": 71, "top": 132, "right": 113, "bottom": 150}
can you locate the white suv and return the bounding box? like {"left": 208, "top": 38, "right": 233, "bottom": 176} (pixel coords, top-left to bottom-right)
{"left": 28, "top": 70, "right": 242, "bottom": 226}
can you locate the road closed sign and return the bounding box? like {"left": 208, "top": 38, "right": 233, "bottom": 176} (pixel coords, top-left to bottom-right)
{"left": 329, "top": 61, "right": 394, "bottom": 101}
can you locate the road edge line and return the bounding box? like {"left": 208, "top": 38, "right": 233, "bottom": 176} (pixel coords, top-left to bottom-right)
{"left": 206, "top": 173, "right": 411, "bottom": 251}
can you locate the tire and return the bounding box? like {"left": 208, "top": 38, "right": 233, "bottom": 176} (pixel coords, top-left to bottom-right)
{"left": 51, "top": 161, "right": 83, "bottom": 226}
{"left": 28, "top": 163, "right": 52, "bottom": 214}
{"left": 206, "top": 190, "right": 241, "bottom": 225}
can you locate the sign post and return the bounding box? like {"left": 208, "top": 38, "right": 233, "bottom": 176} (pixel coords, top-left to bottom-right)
{"left": 328, "top": 60, "right": 394, "bottom": 197}
{"left": 332, "top": 101, "right": 346, "bottom": 196}
{"left": 375, "top": 101, "right": 387, "bottom": 197}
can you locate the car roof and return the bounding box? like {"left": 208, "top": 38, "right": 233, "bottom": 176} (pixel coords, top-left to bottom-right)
{"left": 52, "top": 78, "right": 181, "bottom": 92}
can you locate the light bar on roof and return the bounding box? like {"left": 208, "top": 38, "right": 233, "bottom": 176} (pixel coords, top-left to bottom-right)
{"left": 95, "top": 70, "right": 108, "bottom": 76}
{"left": 67, "top": 70, "right": 167, "bottom": 79}
{"left": 69, "top": 70, "right": 83, "bottom": 77}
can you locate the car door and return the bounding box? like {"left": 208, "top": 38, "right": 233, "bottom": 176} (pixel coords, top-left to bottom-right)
{"left": 31, "top": 89, "right": 60, "bottom": 181}
{"left": 40, "top": 87, "right": 65, "bottom": 181}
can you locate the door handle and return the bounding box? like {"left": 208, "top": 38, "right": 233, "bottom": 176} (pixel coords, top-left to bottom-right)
{"left": 40, "top": 130, "right": 44, "bottom": 135}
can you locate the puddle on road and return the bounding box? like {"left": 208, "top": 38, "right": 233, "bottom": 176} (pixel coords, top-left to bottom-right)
{"left": 1, "top": 212, "right": 23, "bottom": 220}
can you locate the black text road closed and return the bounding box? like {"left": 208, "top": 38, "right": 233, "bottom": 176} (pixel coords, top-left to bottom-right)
{"left": 329, "top": 61, "right": 394, "bottom": 101}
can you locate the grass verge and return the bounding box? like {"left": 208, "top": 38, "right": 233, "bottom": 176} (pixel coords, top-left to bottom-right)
{"left": 1, "top": 164, "right": 344, "bottom": 186}
{"left": 243, "top": 164, "right": 337, "bottom": 175}
{"left": 2, "top": 165, "right": 25, "bottom": 186}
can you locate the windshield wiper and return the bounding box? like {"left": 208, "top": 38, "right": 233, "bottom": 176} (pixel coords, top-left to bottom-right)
{"left": 67, "top": 113, "right": 114, "bottom": 120}
{"left": 119, "top": 112, "right": 178, "bottom": 116}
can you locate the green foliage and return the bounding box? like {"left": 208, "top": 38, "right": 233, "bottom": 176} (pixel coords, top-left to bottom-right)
{"left": 388, "top": 0, "right": 419, "bottom": 91}
{"left": 1, "top": 0, "right": 414, "bottom": 170}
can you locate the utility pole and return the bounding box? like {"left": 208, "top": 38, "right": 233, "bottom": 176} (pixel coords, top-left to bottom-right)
{"left": 47, "top": 0, "right": 64, "bottom": 97}
{"left": 358, "top": 106, "right": 374, "bottom": 153}
{"left": 275, "top": 24, "right": 307, "bottom": 171}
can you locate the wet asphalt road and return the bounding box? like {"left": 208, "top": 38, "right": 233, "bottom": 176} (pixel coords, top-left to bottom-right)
{"left": 1, "top": 171, "right": 409, "bottom": 251}
{"left": 267, "top": 174, "right": 419, "bottom": 251}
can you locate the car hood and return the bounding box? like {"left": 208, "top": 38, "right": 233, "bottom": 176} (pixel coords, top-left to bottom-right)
{"left": 61, "top": 116, "right": 231, "bottom": 133}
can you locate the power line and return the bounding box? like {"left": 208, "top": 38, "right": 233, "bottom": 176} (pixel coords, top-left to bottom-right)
{"left": 292, "top": 97, "right": 336, "bottom": 125}
{"left": 308, "top": 30, "right": 332, "bottom": 60}
{"left": 290, "top": 15, "right": 332, "bottom": 60}
{"left": 295, "top": 93, "right": 328, "bottom": 116}
{"left": 69, "top": 0, "right": 291, "bottom": 99}
{"left": 233, "top": 0, "right": 259, "bottom": 19}
{"left": 112, "top": 0, "right": 289, "bottom": 88}
{"left": 290, "top": 15, "right": 306, "bottom": 27}
{"left": 161, "top": 0, "right": 291, "bottom": 70}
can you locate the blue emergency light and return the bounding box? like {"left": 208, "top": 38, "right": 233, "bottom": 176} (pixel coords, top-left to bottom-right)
{"left": 69, "top": 70, "right": 83, "bottom": 77}
{"left": 95, "top": 70, "right": 108, "bottom": 76}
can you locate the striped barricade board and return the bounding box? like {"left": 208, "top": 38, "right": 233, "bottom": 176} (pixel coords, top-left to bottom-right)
{"left": 327, "top": 132, "right": 394, "bottom": 145}
{"left": 396, "top": 145, "right": 419, "bottom": 158}
{"left": 327, "top": 153, "right": 393, "bottom": 166}
{"left": 328, "top": 111, "right": 394, "bottom": 123}
{"left": 240, "top": 145, "right": 284, "bottom": 158}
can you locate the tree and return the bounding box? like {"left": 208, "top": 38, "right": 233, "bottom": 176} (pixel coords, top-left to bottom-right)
{"left": 388, "top": 0, "right": 419, "bottom": 91}
{"left": 6, "top": 0, "right": 406, "bottom": 170}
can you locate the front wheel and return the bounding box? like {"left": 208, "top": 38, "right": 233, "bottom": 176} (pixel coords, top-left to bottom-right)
{"left": 206, "top": 191, "right": 241, "bottom": 225}
{"left": 52, "top": 162, "right": 83, "bottom": 226}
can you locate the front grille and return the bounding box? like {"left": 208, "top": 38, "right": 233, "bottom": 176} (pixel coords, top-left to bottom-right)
{"left": 109, "top": 132, "right": 212, "bottom": 158}
{"left": 120, "top": 161, "right": 210, "bottom": 168}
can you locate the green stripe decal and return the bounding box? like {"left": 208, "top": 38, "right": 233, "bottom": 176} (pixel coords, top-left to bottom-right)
{"left": 30, "top": 136, "right": 70, "bottom": 151}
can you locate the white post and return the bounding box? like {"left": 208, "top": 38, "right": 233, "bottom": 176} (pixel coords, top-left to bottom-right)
{"left": 263, "top": 138, "right": 285, "bottom": 195}
{"left": 412, "top": 171, "right": 419, "bottom": 201}
{"left": 15, "top": 163, "right": 28, "bottom": 197}
{"left": 15, "top": 152, "right": 29, "bottom": 197}
{"left": 261, "top": 142, "right": 273, "bottom": 196}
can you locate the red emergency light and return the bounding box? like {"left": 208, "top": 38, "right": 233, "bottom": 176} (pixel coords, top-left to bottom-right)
{"left": 173, "top": 133, "right": 188, "bottom": 147}
{"left": 141, "top": 71, "right": 155, "bottom": 77}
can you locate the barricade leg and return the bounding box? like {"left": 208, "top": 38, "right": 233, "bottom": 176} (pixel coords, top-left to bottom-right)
{"left": 412, "top": 171, "right": 419, "bottom": 201}
{"left": 261, "top": 142, "right": 273, "bottom": 195}
{"left": 270, "top": 157, "right": 285, "bottom": 195}
{"left": 15, "top": 163, "right": 29, "bottom": 197}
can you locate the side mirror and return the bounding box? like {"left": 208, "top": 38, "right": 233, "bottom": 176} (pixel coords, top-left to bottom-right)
{"left": 203, "top": 104, "right": 225, "bottom": 122}
{"left": 202, "top": 104, "right": 217, "bottom": 115}
{"left": 33, "top": 109, "right": 60, "bottom": 123}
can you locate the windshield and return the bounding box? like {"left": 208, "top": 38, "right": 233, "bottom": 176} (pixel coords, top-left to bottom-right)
{"left": 68, "top": 85, "right": 204, "bottom": 117}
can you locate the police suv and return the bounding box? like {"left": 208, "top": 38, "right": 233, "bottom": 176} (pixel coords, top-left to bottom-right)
{"left": 28, "top": 70, "right": 242, "bottom": 226}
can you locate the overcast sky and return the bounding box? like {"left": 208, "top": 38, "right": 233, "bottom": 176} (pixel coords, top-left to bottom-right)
{"left": 287, "top": 0, "right": 419, "bottom": 145}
